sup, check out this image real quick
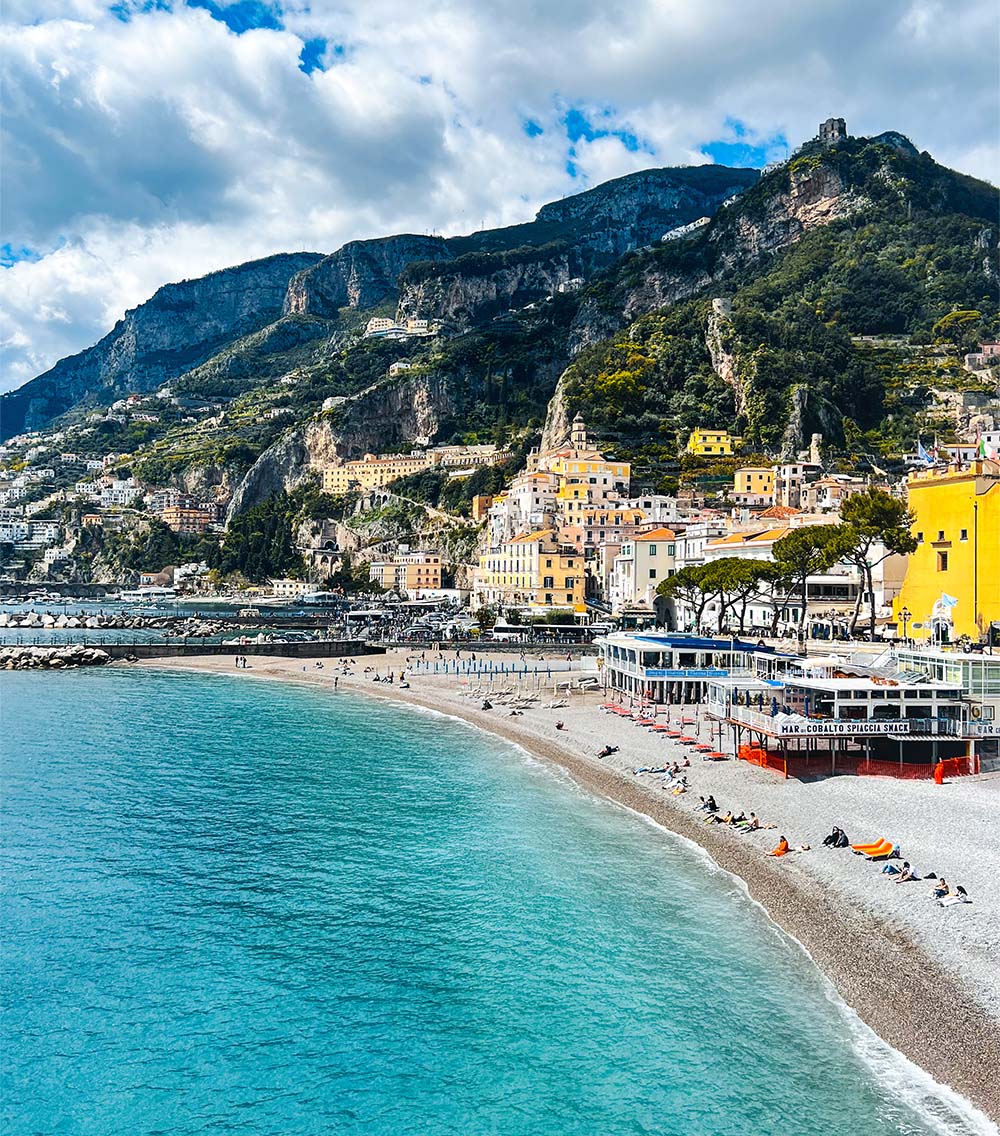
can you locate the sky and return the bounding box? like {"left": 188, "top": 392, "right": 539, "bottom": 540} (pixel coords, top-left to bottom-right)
{"left": 1, "top": 0, "right": 998, "bottom": 395}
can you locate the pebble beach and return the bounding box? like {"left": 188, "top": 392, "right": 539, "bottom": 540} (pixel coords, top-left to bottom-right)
{"left": 135, "top": 649, "right": 1000, "bottom": 1124}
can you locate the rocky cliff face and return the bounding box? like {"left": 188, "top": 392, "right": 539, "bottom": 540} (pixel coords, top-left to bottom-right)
{"left": 283, "top": 235, "right": 452, "bottom": 317}
{"left": 226, "top": 370, "right": 455, "bottom": 517}
{"left": 1, "top": 252, "right": 322, "bottom": 440}
{"left": 533, "top": 165, "right": 759, "bottom": 257}
{"left": 397, "top": 251, "right": 574, "bottom": 324}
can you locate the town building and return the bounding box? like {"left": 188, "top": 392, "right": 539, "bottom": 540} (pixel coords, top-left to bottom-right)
{"left": 686, "top": 428, "right": 739, "bottom": 456}
{"left": 318, "top": 444, "right": 510, "bottom": 494}
{"left": 893, "top": 459, "right": 1000, "bottom": 641}
{"left": 161, "top": 505, "right": 214, "bottom": 534}
{"left": 472, "top": 530, "right": 584, "bottom": 612}
{"left": 731, "top": 466, "right": 774, "bottom": 506}
{"left": 773, "top": 462, "right": 822, "bottom": 509}
{"left": 608, "top": 528, "right": 676, "bottom": 615}
{"left": 369, "top": 550, "right": 443, "bottom": 594}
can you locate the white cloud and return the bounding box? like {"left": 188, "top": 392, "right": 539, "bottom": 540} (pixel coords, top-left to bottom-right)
{"left": 1, "top": 0, "right": 997, "bottom": 394}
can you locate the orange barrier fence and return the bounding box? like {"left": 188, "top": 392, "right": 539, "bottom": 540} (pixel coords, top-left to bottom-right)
{"left": 739, "top": 746, "right": 980, "bottom": 781}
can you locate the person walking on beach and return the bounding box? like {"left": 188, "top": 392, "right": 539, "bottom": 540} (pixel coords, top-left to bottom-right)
{"left": 334, "top": 677, "right": 338, "bottom": 691}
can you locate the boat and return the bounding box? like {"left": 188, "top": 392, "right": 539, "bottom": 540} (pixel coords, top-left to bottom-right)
{"left": 239, "top": 607, "right": 261, "bottom": 618}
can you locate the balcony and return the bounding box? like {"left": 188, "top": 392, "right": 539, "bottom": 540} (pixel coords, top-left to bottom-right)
{"left": 728, "top": 705, "right": 964, "bottom": 738}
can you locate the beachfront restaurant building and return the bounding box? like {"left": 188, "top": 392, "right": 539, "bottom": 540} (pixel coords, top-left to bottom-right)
{"left": 597, "top": 632, "right": 775, "bottom": 705}
{"left": 705, "top": 672, "right": 976, "bottom": 779}
{"left": 893, "top": 646, "right": 1000, "bottom": 766}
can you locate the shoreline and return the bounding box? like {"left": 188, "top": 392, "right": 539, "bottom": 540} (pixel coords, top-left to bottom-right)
{"left": 129, "top": 653, "right": 1000, "bottom": 1126}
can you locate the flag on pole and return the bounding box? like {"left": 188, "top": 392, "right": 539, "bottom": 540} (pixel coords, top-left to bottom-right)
{"left": 941, "top": 593, "right": 959, "bottom": 609}
{"left": 916, "top": 439, "right": 934, "bottom": 465}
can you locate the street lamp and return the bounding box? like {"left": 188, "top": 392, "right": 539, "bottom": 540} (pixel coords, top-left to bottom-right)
{"left": 899, "top": 606, "right": 911, "bottom": 646}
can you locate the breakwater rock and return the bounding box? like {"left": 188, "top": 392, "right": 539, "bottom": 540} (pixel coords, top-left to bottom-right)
{"left": 1, "top": 645, "right": 111, "bottom": 670}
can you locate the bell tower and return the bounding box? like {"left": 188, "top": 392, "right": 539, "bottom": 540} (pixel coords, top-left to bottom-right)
{"left": 570, "top": 412, "right": 587, "bottom": 450}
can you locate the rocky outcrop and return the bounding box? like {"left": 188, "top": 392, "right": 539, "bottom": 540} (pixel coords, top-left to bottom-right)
{"left": 780, "top": 384, "right": 843, "bottom": 458}
{"left": 0, "top": 645, "right": 110, "bottom": 670}
{"left": 397, "top": 250, "right": 574, "bottom": 324}
{"left": 530, "top": 165, "right": 759, "bottom": 259}
{"left": 226, "top": 370, "right": 456, "bottom": 518}
{"left": 1, "top": 252, "right": 322, "bottom": 440}
{"left": 283, "top": 235, "right": 452, "bottom": 317}
{"left": 705, "top": 304, "right": 750, "bottom": 417}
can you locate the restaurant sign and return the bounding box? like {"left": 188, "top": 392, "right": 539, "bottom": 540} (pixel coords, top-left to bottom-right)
{"left": 776, "top": 719, "right": 914, "bottom": 737}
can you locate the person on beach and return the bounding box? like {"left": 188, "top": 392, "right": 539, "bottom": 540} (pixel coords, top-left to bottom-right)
{"left": 597, "top": 745, "right": 618, "bottom": 759}
{"left": 882, "top": 858, "right": 907, "bottom": 876}
{"left": 704, "top": 795, "right": 718, "bottom": 814}
{"left": 938, "top": 886, "right": 970, "bottom": 907}
{"left": 768, "top": 836, "right": 790, "bottom": 857}
{"left": 822, "top": 827, "right": 844, "bottom": 847}
{"left": 893, "top": 863, "right": 920, "bottom": 883}
{"left": 334, "top": 677, "right": 338, "bottom": 690}
{"left": 736, "top": 813, "right": 760, "bottom": 832}
{"left": 555, "top": 721, "right": 566, "bottom": 731}
{"left": 931, "top": 878, "right": 950, "bottom": 899}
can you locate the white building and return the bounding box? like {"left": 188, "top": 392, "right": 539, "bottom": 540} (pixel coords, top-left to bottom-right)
{"left": 609, "top": 528, "right": 676, "bottom": 614}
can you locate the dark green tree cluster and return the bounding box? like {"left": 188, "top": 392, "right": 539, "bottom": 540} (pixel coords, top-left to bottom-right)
{"left": 215, "top": 492, "right": 305, "bottom": 582}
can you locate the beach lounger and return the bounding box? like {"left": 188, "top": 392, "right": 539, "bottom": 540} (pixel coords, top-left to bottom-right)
{"left": 851, "top": 838, "right": 887, "bottom": 854}
{"left": 866, "top": 844, "right": 899, "bottom": 861}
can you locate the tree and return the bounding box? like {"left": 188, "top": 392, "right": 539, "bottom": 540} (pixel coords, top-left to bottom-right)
{"left": 772, "top": 526, "right": 843, "bottom": 639}
{"left": 710, "top": 557, "right": 776, "bottom": 633}
{"left": 475, "top": 606, "right": 496, "bottom": 630}
{"left": 836, "top": 489, "right": 917, "bottom": 639}
{"left": 657, "top": 564, "right": 724, "bottom": 633}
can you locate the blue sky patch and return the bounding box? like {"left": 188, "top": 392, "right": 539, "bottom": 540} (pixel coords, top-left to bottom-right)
{"left": 562, "top": 106, "right": 651, "bottom": 155}
{"left": 299, "top": 37, "right": 327, "bottom": 74}
{"left": 186, "top": 0, "right": 283, "bottom": 33}
{"left": 703, "top": 118, "right": 788, "bottom": 167}
{"left": 522, "top": 119, "right": 544, "bottom": 138}
{"left": 1, "top": 244, "right": 42, "bottom": 269}
{"left": 109, "top": 0, "right": 171, "bottom": 21}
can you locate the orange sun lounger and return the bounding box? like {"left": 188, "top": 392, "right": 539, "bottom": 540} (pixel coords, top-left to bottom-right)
{"left": 852, "top": 838, "right": 891, "bottom": 856}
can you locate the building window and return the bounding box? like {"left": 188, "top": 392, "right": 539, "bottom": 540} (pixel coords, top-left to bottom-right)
{"left": 648, "top": 545, "right": 656, "bottom": 555}
{"left": 543, "top": 576, "right": 554, "bottom": 588}
{"left": 916, "top": 532, "right": 923, "bottom": 542}
{"left": 960, "top": 529, "right": 968, "bottom": 541}
{"left": 649, "top": 569, "right": 657, "bottom": 579}
{"left": 937, "top": 551, "right": 948, "bottom": 572}
{"left": 564, "top": 577, "right": 574, "bottom": 589}
{"left": 937, "top": 530, "right": 945, "bottom": 541}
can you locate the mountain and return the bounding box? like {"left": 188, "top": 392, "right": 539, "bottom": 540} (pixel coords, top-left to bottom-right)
{"left": 4, "top": 128, "right": 997, "bottom": 523}
{"left": 0, "top": 252, "right": 323, "bottom": 441}
{"left": 1, "top": 165, "right": 758, "bottom": 441}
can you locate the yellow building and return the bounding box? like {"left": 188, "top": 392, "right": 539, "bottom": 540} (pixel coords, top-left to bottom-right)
{"left": 894, "top": 460, "right": 1000, "bottom": 640}
{"left": 733, "top": 466, "right": 774, "bottom": 499}
{"left": 319, "top": 445, "right": 510, "bottom": 494}
{"left": 686, "top": 428, "right": 739, "bottom": 456}
{"left": 369, "top": 550, "right": 442, "bottom": 593}
{"left": 472, "top": 530, "right": 584, "bottom": 611}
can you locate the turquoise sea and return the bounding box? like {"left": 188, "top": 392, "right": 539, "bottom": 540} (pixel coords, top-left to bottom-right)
{"left": 1, "top": 669, "right": 992, "bottom": 1135}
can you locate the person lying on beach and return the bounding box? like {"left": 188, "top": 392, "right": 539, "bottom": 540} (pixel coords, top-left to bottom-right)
{"left": 671, "top": 782, "right": 688, "bottom": 795}
{"left": 708, "top": 810, "right": 733, "bottom": 825}
{"left": 881, "top": 859, "right": 907, "bottom": 876}
{"left": 634, "top": 766, "right": 667, "bottom": 775}
{"left": 597, "top": 745, "right": 619, "bottom": 759}
{"left": 893, "top": 863, "right": 920, "bottom": 883}
{"left": 555, "top": 721, "right": 566, "bottom": 730}
{"left": 767, "top": 837, "right": 790, "bottom": 857}
{"left": 930, "top": 878, "right": 949, "bottom": 899}
{"left": 938, "top": 886, "right": 970, "bottom": 907}
{"left": 735, "top": 813, "right": 760, "bottom": 832}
